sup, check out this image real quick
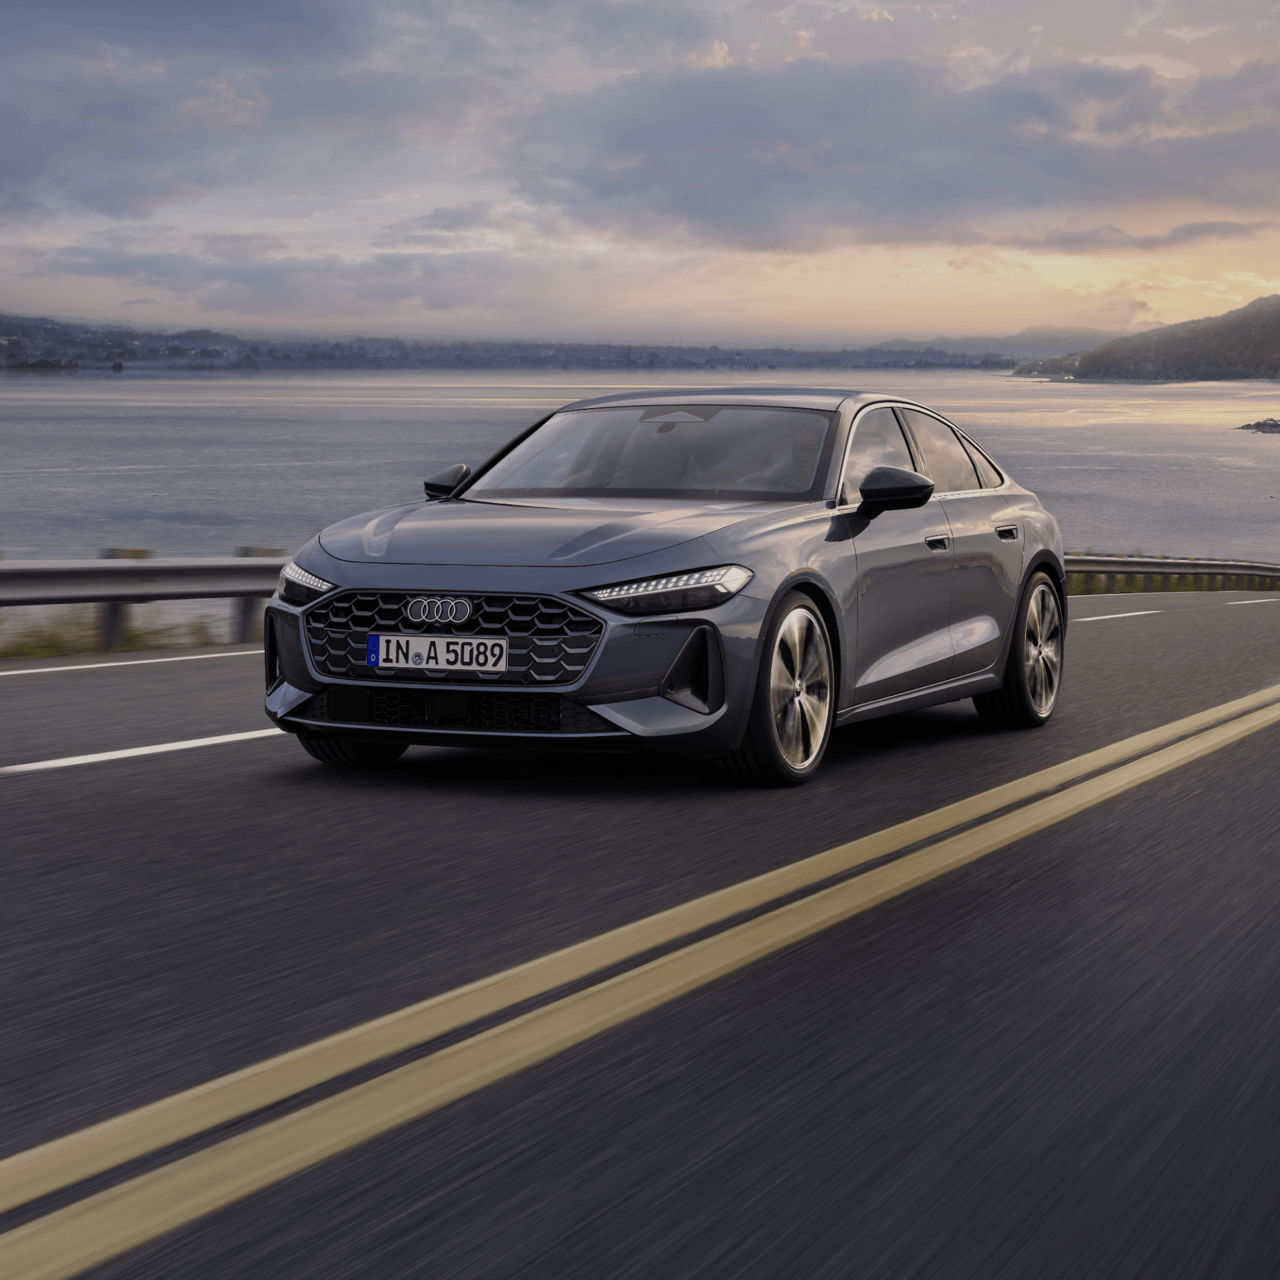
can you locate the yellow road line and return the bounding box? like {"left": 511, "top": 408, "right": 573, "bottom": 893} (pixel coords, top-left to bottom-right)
{"left": 2, "top": 683, "right": 1279, "bottom": 1222}
{"left": 3, "top": 696, "right": 1278, "bottom": 1280}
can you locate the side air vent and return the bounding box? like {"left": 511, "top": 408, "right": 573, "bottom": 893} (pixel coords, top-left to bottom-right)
{"left": 263, "top": 614, "right": 280, "bottom": 692}
{"left": 659, "top": 626, "right": 725, "bottom": 714}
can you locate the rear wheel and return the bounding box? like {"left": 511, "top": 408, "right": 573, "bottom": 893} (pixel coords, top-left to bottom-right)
{"left": 974, "top": 570, "right": 1064, "bottom": 728}
{"left": 297, "top": 734, "right": 408, "bottom": 768}
{"left": 725, "top": 592, "right": 835, "bottom": 785}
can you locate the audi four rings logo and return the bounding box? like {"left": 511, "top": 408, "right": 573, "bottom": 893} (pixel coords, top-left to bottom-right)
{"left": 404, "top": 596, "right": 472, "bottom": 624}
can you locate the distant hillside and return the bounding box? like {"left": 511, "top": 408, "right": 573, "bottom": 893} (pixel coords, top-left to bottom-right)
{"left": 1014, "top": 296, "right": 1280, "bottom": 380}
{"left": 0, "top": 310, "right": 1023, "bottom": 374}
{"left": 876, "top": 325, "right": 1123, "bottom": 361}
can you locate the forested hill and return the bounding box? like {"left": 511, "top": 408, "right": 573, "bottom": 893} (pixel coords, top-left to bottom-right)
{"left": 1014, "top": 296, "right": 1280, "bottom": 380}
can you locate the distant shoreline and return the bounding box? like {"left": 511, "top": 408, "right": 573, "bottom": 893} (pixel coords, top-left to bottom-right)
{"left": 2, "top": 362, "right": 1023, "bottom": 379}
{"left": 12, "top": 366, "right": 1278, "bottom": 389}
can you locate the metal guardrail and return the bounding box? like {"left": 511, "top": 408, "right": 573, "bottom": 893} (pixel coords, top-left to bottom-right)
{"left": 0, "top": 556, "right": 285, "bottom": 648}
{"left": 1063, "top": 555, "right": 1280, "bottom": 595}
{"left": 0, "top": 556, "right": 285, "bottom": 607}
{"left": 5, "top": 553, "right": 1279, "bottom": 609}
{"left": 0, "top": 553, "right": 1278, "bottom": 651}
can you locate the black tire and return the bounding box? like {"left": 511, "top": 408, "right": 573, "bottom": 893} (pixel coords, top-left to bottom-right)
{"left": 724, "top": 591, "right": 836, "bottom": 786}
{"left": 297, "top": 734, "right": 408, "bottom": 768}
{"left": 974, "top": 570, "right": 1064, "bottom": 729}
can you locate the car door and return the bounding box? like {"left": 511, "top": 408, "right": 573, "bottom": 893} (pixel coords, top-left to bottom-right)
{"left": 898, "top": 409, "right": 1022, "bottom": 679}
{"left": 840, "top": 406, "right": 955, "bottom": 707}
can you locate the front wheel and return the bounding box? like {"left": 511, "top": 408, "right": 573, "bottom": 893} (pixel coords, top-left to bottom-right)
{"left": 297, "top": 734, "right": 408, "bottom": 768}
{"left": 724, "top": 592, "right": 835, "bottom": 785}
{"left": 974, "top": 571, "right": 1064, "bottom": 728}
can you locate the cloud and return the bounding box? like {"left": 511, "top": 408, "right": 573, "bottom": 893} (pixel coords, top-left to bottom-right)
{"left": 0, "top": 2, "right": 507, "bottom": 223}
{"left": 30, "top": 239, "right": 568, "bottom": 320}
{"left": 687, "top": 39, "right": 733, "bottom": 69}
{"left": 374, "top": 202, "right": 513, "bottom": 247}
{"left": 4, "top": 1, "right": 383, "bottom": 68}
{"left": 394, "top": 203, "right": 504, "bottom": 234}
{"left": 6, "top": 0, "right": 1280, "bottom": 339}
{"left": 373, "top": 202, "right": 573, "bottom": 249}
{"left": 196, "top": 233, "right": 291, "bottom": 261}
{"left": 1002, "top": 220, "right": 1273, "bottom": 253}
{"left": 507, "top": 57, "right": 1280, "bottom": 251}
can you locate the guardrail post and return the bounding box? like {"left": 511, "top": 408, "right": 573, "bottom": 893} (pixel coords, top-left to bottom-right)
{"left": 98, "top": 548, "right": 152, "bottom": 649}
{"left": 233, "top": 547, "right": 281, "bottom": 643}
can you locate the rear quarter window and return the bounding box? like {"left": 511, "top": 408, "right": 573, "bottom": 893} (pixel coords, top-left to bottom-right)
{"left": 900, "top": 409, "right": 980, "bottom": 494}
{"left": 958, "top": 434, "right": 1005, "bottom": 488}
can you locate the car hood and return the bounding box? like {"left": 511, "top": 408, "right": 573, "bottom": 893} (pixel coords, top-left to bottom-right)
{"left": 317, "top": 497, "right": 769, "bottom": 567}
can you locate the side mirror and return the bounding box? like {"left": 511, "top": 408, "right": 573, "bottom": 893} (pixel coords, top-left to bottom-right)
{"left": 857, "top": 465, "right": 934, "bottom": 514}
{"left": 423, "top": 462, "right": 472, "bottom": 500}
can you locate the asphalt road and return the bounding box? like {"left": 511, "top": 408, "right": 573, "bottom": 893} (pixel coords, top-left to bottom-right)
{"left": 1, "top": 590, "right": 1279, "bottom": 1278}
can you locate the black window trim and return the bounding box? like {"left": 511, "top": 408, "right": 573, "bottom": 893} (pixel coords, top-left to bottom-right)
{"left": 953, "top": 427, "right": 1008, "bottom": 491}
{"left": 834, "top": 401, "right": 926, "bottom": 508}
{"left": 894, "top": 406, "right": 988, "bottom": 498}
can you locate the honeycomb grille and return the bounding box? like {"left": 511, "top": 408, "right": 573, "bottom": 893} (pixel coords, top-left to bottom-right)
{"left": 305, "top": 591, "right": 603, "bottom": 685}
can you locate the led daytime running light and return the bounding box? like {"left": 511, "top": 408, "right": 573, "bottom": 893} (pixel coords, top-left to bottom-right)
{"left": 279, "top": 561, "right": 334, "bottom": 596}
{"left": 585, "top": 565, "right": 752, "bottom": 605}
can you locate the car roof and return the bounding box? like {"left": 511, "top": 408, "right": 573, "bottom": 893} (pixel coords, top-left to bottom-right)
{"left": 560, "top": 386, "right": 895, "bottom": 413}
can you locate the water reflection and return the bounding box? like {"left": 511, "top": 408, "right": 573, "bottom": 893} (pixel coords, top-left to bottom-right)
{"left": 0, "top": 369, "right": 1276, "bottom": 560}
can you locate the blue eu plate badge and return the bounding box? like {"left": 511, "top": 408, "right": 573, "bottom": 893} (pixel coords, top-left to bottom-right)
{"left": 366, "top": 635, "right": 380, "bottom": 666}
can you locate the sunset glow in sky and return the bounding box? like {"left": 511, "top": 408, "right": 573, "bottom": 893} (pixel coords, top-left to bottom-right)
{"left": 3, "top": 0, "right": 1279, "bottom": 342}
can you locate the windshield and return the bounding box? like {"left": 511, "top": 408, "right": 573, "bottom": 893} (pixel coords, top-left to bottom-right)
{"left": 468, "top": 405, "right": 836, "bottom": 501}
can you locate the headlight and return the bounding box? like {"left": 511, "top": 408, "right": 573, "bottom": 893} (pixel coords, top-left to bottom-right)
{"left": 278, "top": 560, "right": 335, "bottom": 605}
{"left": 580, "top": 565, "right": 753, "bottom": 615}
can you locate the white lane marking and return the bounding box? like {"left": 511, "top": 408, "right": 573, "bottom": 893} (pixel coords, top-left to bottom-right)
{"left": 1072, "top": 610, "right": 1161, "bottom": 622}
{"left": 0, "top": 650, "right": 260, "bottom": 679}
{"left": 0, "top": 730, "right": 282, "bottom": 775}
{"left": 1227, "top": 597, "right": 1280, "bottom": 605}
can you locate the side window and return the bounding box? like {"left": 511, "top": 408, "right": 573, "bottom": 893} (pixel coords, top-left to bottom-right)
{"left": 958, "top": 434, "right": 1005, "bottom": 489}
{"left": 901, "top": 410, "right": 979, "bottom": 494}
{"left": 843, "top": 407, "right": 916, "bottom": 501}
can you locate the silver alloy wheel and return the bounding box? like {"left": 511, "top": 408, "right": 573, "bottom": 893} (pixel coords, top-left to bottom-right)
{"left": 1023, "top": 581, "right": 1063, "bottom": 717}
{"left": 768, "top": 606, "right": 832, "bottom": 770}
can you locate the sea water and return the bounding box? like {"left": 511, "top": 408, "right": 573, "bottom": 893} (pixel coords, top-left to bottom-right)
{"left": 2, "top": 368, "right": 1278, "bottom": 562}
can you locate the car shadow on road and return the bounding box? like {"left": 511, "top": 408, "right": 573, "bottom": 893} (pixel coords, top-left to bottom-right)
{"left": 275, "top": 703, "right": 993, "bottom": 800}
{"left": 824, "top": 702, "right": 990, "bottom": 763}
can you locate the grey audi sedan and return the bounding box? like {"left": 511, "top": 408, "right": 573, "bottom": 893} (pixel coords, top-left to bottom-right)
{"left": 265, "top": 388, "right": 1065, "bottom": 784}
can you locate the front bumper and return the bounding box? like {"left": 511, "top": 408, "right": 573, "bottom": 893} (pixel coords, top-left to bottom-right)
{"left": 264, "top": 583, "right": 769, "bottom": 754}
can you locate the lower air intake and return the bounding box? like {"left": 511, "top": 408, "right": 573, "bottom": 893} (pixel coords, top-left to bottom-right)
{"left": 308, "top": 688, "right": 617, "bottom": 735}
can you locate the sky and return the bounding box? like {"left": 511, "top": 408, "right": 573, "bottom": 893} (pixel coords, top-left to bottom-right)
{"left": 2, "top": 0, "right": 1279, "bottom": 344}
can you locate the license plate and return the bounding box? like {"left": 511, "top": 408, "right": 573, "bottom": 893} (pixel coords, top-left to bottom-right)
{"left": 366, "top": 633, "right": 509, "bottom": 673}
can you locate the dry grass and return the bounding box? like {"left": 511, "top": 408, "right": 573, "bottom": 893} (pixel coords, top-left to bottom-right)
{"left": 0, "top": 607, "right": 228, "bottom": 660}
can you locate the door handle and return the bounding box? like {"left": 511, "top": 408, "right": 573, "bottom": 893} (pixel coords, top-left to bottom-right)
{"left": 995, "top": 524, "right": 1019, "bottom": 541}
{"left": 925, "top": 535, "right": 950, "bottom": 551}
